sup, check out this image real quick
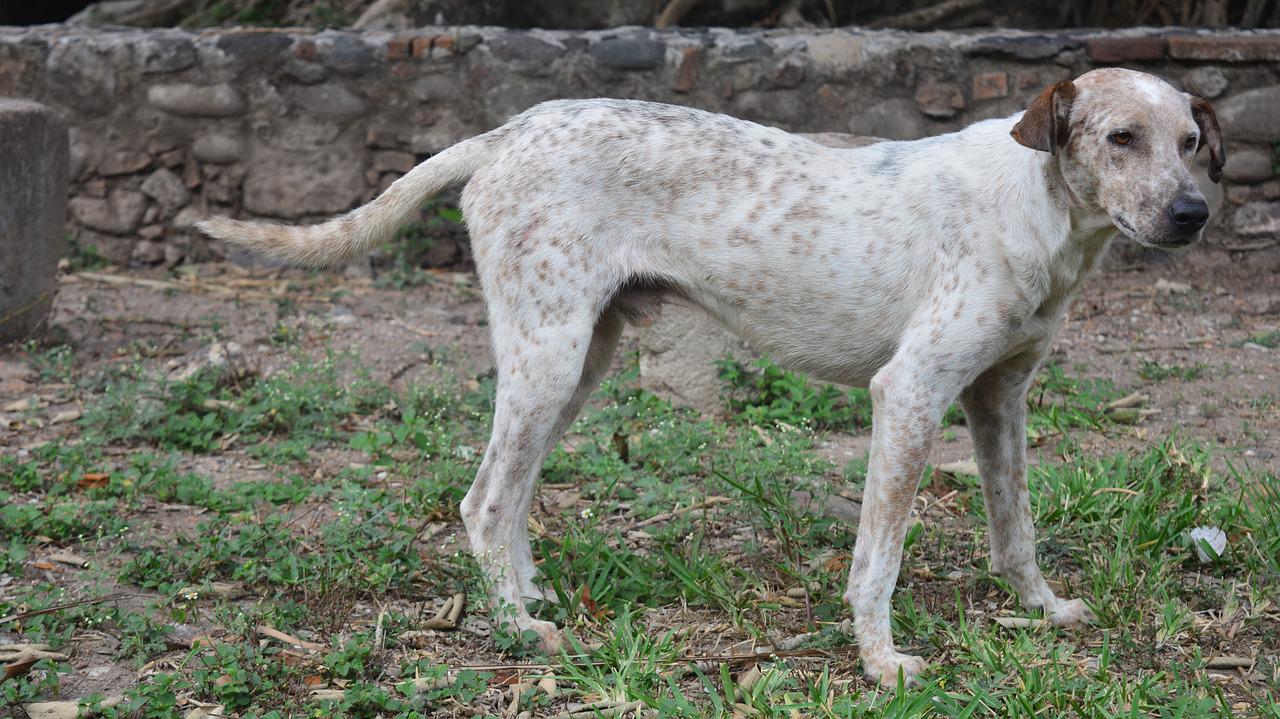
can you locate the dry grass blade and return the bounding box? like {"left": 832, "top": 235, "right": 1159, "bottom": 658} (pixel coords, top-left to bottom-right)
{"left": 423, "top": 592, "right": 465, "bottom": 629}
{"left": 550, "top": 700, "right": 645, "bottom": 719}
{"left": 993, "top": 617, "right": 1047, "bottom": 629}
{"left": 47, "top": 551, "right": 89, "bottom": 568}
{"left": 1105, "top": 392, "right": 1149, "bottom": 411}
{"left": 634, "top": 495, "right": 732, "bottom": 528}
{"left": 177, "top": 582, "right": 250, "bottom": 601}
{"left": 1205, "top": 655, "right": 1254, "bottom": 669}
{"left": 0, "top": 592, "right": 135, "bottom": 625}
{"left": 257, "top": 625, "right": 325, "bottom": 652}
{"left": 22, "top": 696, "right": 122, "bottom": 719}
{"left": 2, "top": 643, "right": 70, "bottom": 682}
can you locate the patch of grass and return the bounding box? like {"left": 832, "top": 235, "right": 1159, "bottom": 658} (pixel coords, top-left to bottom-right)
{"left": 64, "top": 234, "right": 108, "bottom": 271}
{"left": 1240, "top": 329, "right": 1280, "bottom": 349}
{"left": 1138, "top": 359, "right": 1208, "bottom": 382}
{"left": 375, "top": 203, "right": 465, "bottom": 290}
{"left": 81, "top": 351, "right": 389, "bottom": 455}
{"left": 1026, "top": 362, "right": 1125, "bottom": 436}
{"left": 717, "top": 355, "right": 873, "bottom": 430}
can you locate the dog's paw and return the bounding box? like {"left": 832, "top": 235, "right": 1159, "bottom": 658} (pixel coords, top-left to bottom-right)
{"left": 1047, "top": 598, "right": 1095, "bottom": 627}
{"left": 527, "top": 618, "right": 564, "bottom": 654}
{"left": 862, "top": 650, "right": 926, "bottom": 688}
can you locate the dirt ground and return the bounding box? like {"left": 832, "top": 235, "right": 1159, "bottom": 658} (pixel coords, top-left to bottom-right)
{"left": 1, "top": 242, "right": 1278, "bottom": 712}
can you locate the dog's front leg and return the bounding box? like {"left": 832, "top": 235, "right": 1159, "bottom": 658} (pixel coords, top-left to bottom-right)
{"left": 960, "top": 358, "right": 1094, "bottom": 626}
{"left": 844, "top": 365, "right": 943, "bottom": 686}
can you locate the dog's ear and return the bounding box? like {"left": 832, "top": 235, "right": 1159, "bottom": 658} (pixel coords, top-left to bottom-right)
{"left": 1189, "top": 95, "right": 1226, "bottom": 184}
{"left": 1011, "top": 81, "right": 1077, "bottom": 155}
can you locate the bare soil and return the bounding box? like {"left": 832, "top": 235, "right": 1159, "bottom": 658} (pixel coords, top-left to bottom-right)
{"left": 1, "top": 243, "right": 1278, "bottom": 710}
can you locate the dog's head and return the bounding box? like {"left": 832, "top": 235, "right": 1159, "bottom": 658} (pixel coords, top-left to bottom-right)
{"left": 1011, "top": 68, "right": 1226, "bottom": 248}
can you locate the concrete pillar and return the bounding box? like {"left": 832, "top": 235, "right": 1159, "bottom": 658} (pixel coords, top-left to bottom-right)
{"left": 0, "top": 99, "right": 68, "bottom": 343}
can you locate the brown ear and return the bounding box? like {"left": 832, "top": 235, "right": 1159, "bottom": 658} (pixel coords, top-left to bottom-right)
{"left": 1189, "top": 96, "right": 1226, "bottom": 184}
{"left": 1010, "top": 81, "right": 1077, "bottom": 155}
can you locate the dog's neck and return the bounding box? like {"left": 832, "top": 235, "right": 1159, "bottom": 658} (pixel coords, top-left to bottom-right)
{"left": 983, "top": 124, "right": 1118, "bottom": 315}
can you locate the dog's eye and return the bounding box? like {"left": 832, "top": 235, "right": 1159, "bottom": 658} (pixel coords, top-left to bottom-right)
{"left": 1183, "top": 135, "right": 1199, "bottom": 152}
{"left": 1108, "top": 131, "right": 1132, "bottom": 146}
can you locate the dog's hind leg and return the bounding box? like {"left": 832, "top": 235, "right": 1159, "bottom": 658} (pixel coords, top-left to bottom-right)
{"left": 509, "top": 309, "right": 625, "bottom": 602}
{"left": 460, "top": 285, "right": 621, "bottom": 652}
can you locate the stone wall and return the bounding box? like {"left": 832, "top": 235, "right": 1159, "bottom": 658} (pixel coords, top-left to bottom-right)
{"left": 0, "top": 25, "right": 1278, "bottom": 265}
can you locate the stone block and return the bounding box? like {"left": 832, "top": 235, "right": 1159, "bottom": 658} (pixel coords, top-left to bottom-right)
{"left": 916, "top": 82, "right": 965, "bottom": 118}
{"left": 1215, "top": 84, "right": 1280, "bottom": 143}
{"left": 590, "top": 38, "right": 666, "bottom": 71}
{"left": 193, "top": 133, "right": 245, "bottom": 164}
{"left": 148, "top": 83, "right": 246, "bottom": 118}
{"left": 69, "top": 188, "right": 148, "bottom": 234}
{"left": 491, "top": 34, "right": 564, "bottom": 65}
{"left": 1222, "top": 146, "right": 1275, "bottom": 184}
{"left": 0, "top": 99, "right": 68, "bottom": 343}
{"left": 243, "top": 149, "right": 366, "bottom": 218}
{"left": 97, "top": 149, "right": 152, "bottom": 176}
{"left": 321, "top": 34, "right": 378, "bottom": 74}
{"left": 805, "top": 33, "right": 864, "bottom": 70}
{"left": 1083, "top": 36, "right": 1165, "bottom": 63}
{"left": 1168, "top": 35, "right": 1280, "bottom": 62}
{"left": 639, "top": 306, "right": 747, "bottom": 414}
{"left": 216, "top": 32, "right": 292, "bottom": 65}
{"left": 140, "top": 167, "right": 190, "bottom": 213}
{"left": 1183, "top": 67, "right": 1228, "bottom": 98}
{"left": 1233, "top": 202, "right": 1280, "bottom": 237}
{"left": 849, "top": 98, "right": 927, "bottom": 140}
{"left": 971, "top": 72, "right": 1008, "bottom": 100}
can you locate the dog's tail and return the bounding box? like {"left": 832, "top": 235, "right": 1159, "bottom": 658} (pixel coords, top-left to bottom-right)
{"left": 194, "top": 134, "right": 495, "bottom": 268}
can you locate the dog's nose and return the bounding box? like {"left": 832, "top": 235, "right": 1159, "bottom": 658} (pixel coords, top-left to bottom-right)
{"left": 1169, "top": 196, "right": 1209, "bottom": 232}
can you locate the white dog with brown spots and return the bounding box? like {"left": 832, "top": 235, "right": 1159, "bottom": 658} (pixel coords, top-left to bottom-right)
{"left": 198, "top": 67, "right": 1225, "bottom": 685}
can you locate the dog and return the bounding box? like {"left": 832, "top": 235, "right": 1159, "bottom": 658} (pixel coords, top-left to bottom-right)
{"left": 197, "top": 67, "right": 1224, "bottom": 685}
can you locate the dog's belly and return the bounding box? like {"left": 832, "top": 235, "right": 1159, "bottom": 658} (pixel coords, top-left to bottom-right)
{"left": 660, "top": 238, "right": 924, "bottom": 388}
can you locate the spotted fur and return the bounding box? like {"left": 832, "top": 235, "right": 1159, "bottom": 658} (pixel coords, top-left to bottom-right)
{"left": 197, "top": 68, "right": 1223, "bottom": 686}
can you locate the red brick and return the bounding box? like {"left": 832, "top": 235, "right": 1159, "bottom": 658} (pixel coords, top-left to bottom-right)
{"left": 1015, "top": 71, "right": 1041, "bottom": 90}
{"left": 410, "top": 37, "right": 433, "bottom": 58}
{"left": 971, "top": 71, "right": 1008, "bottom": 100}
{"left": 1084, "top": 37, "right": 1165, "bottom": 63}
{"left": 1167, "top": 35, "right": 1280, "bottom": 62}
{"left": 387, "top": 37, "right": 411, "bottom": 60}
{"left": 293, "top": 39, "right": 317, "bottom": 61}
{"left": 816, "top": 84, "right": 845, "bottom": 112}
{"left": 672, "top": 46, "right": 700, "bottom": 93}
{"left": 433, "top": 35, "right": 455, "bottom": 54}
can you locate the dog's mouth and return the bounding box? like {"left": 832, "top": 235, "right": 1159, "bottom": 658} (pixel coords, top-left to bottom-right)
{"left": 1111, "top": 214, "right": 1137, "bottom": 236}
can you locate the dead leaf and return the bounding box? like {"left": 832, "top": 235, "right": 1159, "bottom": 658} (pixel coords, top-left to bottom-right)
{"left": 23, "top": 696, "right": 122, "bottom": 719}
{"left": 77, "top": 473, "right": 109, "bottom": 490}
{"left": 1205, "top": 655, "right": 1254, "bottom": 670}
{"left": 935, "top": 459, "right": 979, "bottom": 476}
{"left": 258, "top": 625, "right": 325, "bottom": 652}
{"left": 48, "top": 551, "right": 89, "bottom": 568}
{"left": 1153, "top": 278, "right": 1192, "bottom": 294}
{"left": 3, "top": 397, "right": 46, "bottom": 412}
{"left": 1105, "top": 392, "right": 1148, "bottom": 411}
{"left": 177, "top": 582, "right": 250, "bottom": 601}
{"left": 49, "top": 409, "right": 81, "bottom": 424}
